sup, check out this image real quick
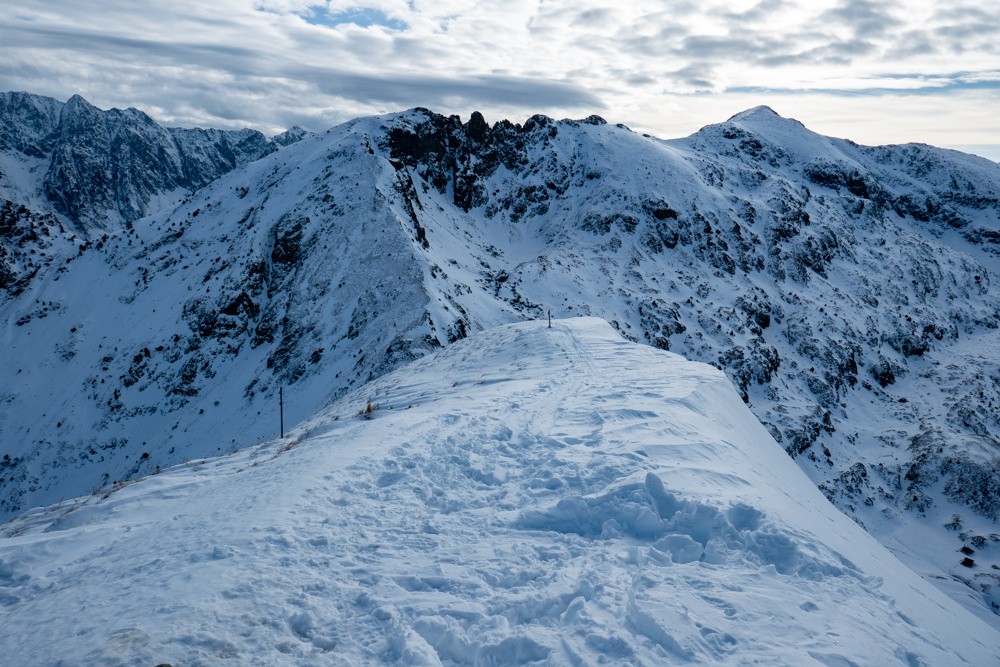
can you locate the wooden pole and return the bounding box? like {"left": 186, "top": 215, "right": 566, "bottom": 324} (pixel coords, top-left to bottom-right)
{"left": 279, "top": 386, "right": 284, "bottom": 438}
{"left": 548, "top": 308, "right": 552, "bottom": 328}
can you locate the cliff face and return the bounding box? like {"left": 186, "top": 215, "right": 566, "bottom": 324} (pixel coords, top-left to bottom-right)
{"left": 0, "top": 91, "right": 280, "bottom": 233}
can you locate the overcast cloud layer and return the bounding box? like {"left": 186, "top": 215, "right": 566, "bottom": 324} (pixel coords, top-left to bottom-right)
{"left": 1, "top": 1, "right": 998, "bottom": 158}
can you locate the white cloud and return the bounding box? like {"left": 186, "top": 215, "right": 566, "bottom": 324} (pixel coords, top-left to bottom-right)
{"left": 0, "top": 0, "right": 998, "bottom": 152}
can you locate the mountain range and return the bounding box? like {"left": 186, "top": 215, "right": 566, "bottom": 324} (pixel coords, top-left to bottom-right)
{"left": 0, "top": 91, "right": 998, "bottom": 625}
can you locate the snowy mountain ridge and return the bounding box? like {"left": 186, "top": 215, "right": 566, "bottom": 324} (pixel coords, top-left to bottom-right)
{"left": 0, "top": 95, "right": 998, "bottom": 621}
{"left": 2, "top": 318, "right": 997, "bottom": 664}
{"left": 0, "top": 91, "right": 303, "bottom": 232}
{"left": 0, "top": 91, "right": 309, "bottom": 297}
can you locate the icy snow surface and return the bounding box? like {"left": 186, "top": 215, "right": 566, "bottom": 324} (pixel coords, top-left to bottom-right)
{"left": 1, "top": 318, "right": 996, "bottom": 665}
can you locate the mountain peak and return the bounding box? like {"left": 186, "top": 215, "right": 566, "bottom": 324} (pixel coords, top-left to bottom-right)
{"left": 723, "top": 104, "right": 813, "bottom": 134}
{"left": 271, "top": 125, "right": 310, "bottom": 147}
{"left": 63, "top": 93, "right": 97, "bottom": 111}
{"left": 723, "top": 105, "right": 809, "bottom": 134}
{"left": 727, "top": 105, "right": 782, "bottom": 122}
{"left": 684, "top": 104, "right": 815, "bottom": 159}
{"left": 58, "top": 93, "right": 103, "bottom": 129}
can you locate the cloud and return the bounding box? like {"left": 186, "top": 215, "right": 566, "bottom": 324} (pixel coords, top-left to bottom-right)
{"left": 571, "top": 8, "right": 617, "bottom": 28}
{"left": 818, "top": 0, "right": 903, "bottom": 39}
{"left": 669, "top": 63, "right": 720, "bottom": 92}
{"left": 718, "top": 0, "right": 786, "bottom": 24}
{"left": 293, "top": 66, "right": 605, "bottom": 108}
{"left": 5, "top": 22, "right": 262, "bottom": 64}
{"left": 0, "top": 0, "right": 997, "bottom": 152}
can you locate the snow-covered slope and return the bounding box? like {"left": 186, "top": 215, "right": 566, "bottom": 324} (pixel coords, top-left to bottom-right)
{"left": 1, "top": 318, "right": 995, "bottom": 665}
{"left": 1, "top": 102, "right": 998, "bottom": 621}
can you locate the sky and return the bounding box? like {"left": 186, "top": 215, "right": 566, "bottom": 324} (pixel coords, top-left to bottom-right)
{"left": 1, "top": 1, "right": 998, "bottom": 160}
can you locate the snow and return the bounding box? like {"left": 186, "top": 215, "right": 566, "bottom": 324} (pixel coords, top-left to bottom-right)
{"left": 1, "top": 318, "right": 996, "bottom": 665}
{"left": 2, "top": 98, "right": 1000, "bottom": 626}
{"left": 0, "top": 151, "right": 50, "bottom": 211}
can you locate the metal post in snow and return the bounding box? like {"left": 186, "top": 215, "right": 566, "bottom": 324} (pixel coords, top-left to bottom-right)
{"left": 548, "top": 308, "right": 552, "bottom": 328}
{"left": 280, "top": 386, "right": 284, "bottom": 439}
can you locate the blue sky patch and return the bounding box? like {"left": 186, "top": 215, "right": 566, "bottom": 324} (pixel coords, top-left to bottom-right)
{"left": 301, "top": 6, "right": 408, "bottom": 31}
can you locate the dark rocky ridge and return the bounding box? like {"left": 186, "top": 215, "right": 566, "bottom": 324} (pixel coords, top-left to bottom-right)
{"left": 0, "top": 92, "right": 294, "bottom": 233}
{"left": 0, "top": 92, "right": 311, "bottom": 302}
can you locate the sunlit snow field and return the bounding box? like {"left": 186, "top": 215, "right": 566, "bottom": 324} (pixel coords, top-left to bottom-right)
{"left": 1, "top": 319, "right": 995, "bottom": 665}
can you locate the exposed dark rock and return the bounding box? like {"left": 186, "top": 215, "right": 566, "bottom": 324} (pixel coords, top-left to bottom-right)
{"left": 2, "top": 92, "right": 278, "bottom": 233}
{"left": 639, "top": 300, "right": 686, "bottom": 350}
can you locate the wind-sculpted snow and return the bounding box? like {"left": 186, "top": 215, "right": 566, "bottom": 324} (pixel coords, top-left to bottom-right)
{"left": 1, "top": 319, "right": 997, "bottom": 664}
{"left": 0, "top": 100, "right": 998, "bottom": 620}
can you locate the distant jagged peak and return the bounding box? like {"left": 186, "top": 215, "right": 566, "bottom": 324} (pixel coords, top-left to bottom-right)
{"left": 271, "top": 125, "right": 311, "bottom": 147}
{"left": 0, "top": 90, "right": 63, "bottom": 110}
{"left": 57, "top": 94, "right": 112, "bottom": 135}
{"left": 61, "top": 93, "right": 99, "bottom": 114}
{"left": 61, "top": 94, "right": 165, "bottom": 132}
{"left": 55, "top": 94, "right": 108, "bottom": 141}
{"left": 386, "top": 106, "right": 497, "bottom": 131}
{"left": 379, "top": 107, "right": 612, "bottom": 136}
{"left": 0, "top": 91, "right": 64, "bottom": 155}
{"left": 0, "top": 89, "right": 285, "bottom": 231}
